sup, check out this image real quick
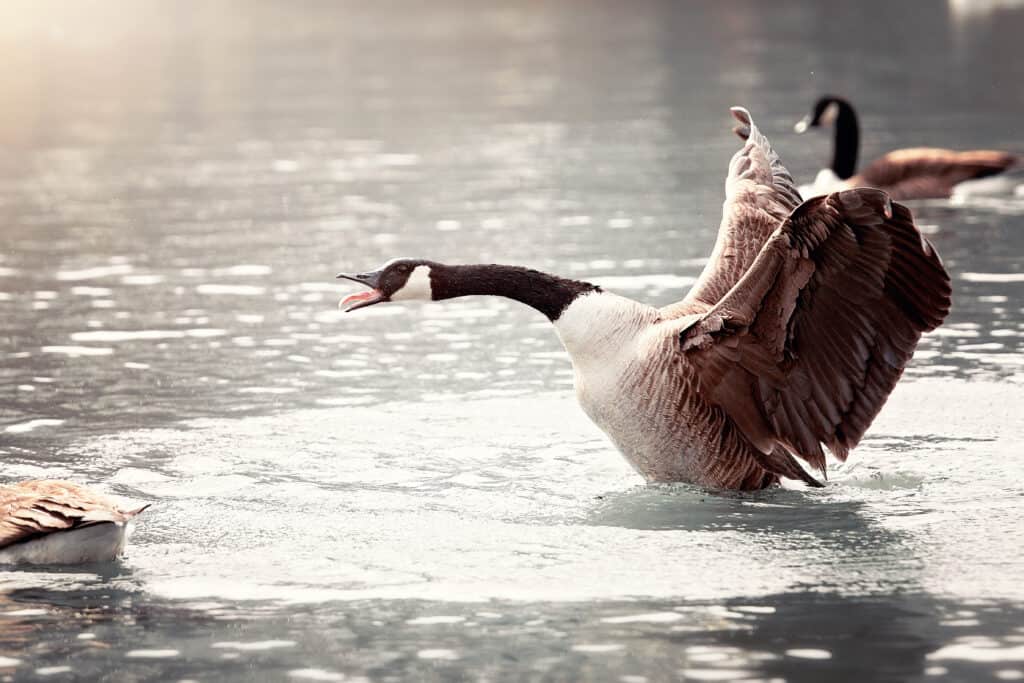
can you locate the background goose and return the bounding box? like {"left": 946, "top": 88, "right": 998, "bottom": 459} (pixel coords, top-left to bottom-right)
{"left": 338, "top": 107, "right": 951, "bottom": 491}
{"left": 795, "top": 95, "right": 1019, "bottom": 200}
{"left": 0, "top": 480, "right": 147, "bottom": 565}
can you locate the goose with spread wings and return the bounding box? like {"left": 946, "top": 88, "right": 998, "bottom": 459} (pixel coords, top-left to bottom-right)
{"left": 337, "top": 107, "right": 952, "bottom": 490}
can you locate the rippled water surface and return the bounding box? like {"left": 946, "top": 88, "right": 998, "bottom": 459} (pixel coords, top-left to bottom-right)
{"left": 2, "top": 1, "right": 1024, "bottom": 681}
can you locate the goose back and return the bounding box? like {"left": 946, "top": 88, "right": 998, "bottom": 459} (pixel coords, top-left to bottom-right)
{"left": 854, "top": 147, "right": 1019, "bottom": 200}
{"left": 0, "top": 481, "right": 147, "bottom": 564}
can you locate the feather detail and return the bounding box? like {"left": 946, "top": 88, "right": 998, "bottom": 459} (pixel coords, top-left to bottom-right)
{"left": 680, "top": 187, "right": 950, "bottom": 475}
{"left": 0, "top": 481, "right": 148, "bottom": 558}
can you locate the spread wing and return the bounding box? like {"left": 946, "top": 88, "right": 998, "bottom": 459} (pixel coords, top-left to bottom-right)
{"left": 664, "top": 107, "right": 803, "bottom": 319}
{"left": 857, "top": 148, "right": 1018, "bottom": 200}
{"left": 0, "top": 481, "right": 143, "bottom": 549}
{"left": 680, "top": 188, "right": 950, "bottom": 475}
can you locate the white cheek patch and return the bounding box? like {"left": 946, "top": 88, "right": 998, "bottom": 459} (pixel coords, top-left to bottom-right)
{"left": 820, "top": 101, "right": 840, "bottom": 126}
{"left": 390, "top": 265, "right": 433, "bottom": 301}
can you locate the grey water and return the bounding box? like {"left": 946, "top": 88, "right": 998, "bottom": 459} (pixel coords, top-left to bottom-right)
{"left": 1, "top": 0, "right": 1023, "bottom": 680}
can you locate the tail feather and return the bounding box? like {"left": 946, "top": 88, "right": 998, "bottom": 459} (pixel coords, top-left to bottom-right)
{"left": 126, "top": 503, "right": 151, "bottom": 518}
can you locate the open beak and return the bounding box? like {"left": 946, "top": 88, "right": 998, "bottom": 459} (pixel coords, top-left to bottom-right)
{"left": 336, "top": 270, "right": 386, "bottom": 312}
{"left": 793, "top": 115, "right": 812, "bottom": 134}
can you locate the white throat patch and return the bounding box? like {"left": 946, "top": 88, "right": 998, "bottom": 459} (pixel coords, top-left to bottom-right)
{"left": 390, "top": 265, "right": 433, "bottom": 301}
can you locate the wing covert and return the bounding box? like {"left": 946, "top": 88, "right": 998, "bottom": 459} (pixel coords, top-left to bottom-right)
{"left": 680, "top": 188, "right": 950, "bottom": 475}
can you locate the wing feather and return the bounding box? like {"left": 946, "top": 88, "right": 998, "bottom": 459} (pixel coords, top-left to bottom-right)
{"left": 665, "top": 107, "right": 802, "bottom": 317}
{"left": 0, "top": 481, "right": 141, "bottom": 549}
{"left": 680, "top": 188, "right": 951, "bottom": 476}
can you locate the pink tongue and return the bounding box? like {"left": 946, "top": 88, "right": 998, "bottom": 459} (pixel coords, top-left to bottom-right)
{"left": 342, "top": 290, "right": 380, "bottom": 306}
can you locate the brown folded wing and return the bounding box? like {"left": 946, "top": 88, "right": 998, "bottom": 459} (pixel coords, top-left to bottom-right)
{"left": 856, "top": 148, "right": 1018, "bottom": 200}
{"left": 681, "top": 188, "right": 951, "bottom": 475}
{"left": 0, "top": 480, "right": 144, "bottom": 549}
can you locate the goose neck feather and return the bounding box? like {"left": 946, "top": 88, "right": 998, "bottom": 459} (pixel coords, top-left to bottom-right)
{"left": 554, "top": 291, "right": 659, "bottom": 365}
{"left": 430, "top": 264, "right": 598, "bottom": 321}
{"left": 828, "top": 98, "right": 860, "bottom": 179}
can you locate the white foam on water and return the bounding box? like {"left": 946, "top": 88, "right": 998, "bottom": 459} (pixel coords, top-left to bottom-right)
{"left": 43, "top": 378, "right": 1018, "bottom": 607}
{"left": 40, "top": 346, "right": 114, "bottom": 356}
{"left": 961, "top": 272, "right": 1024, "bottom": 283}
{"left": 785, "top": 649, "right": 832, "bottom": 660}
{"left": 56, "top": 265, "right": 134, "bottom": 281}
{"left": 196, "top": 284, "right": 266, "bottom": 296}
{"left": 124, "top": 650, "right": 180, "bottom": 659}
{"left": 212, "top": 641, "right": 296, "bottom": 651}
{"left": 592, "top": 274, "right": 697, "bottom": 291}
{"left": 4, "top": 419, "right": 65, "bottom": 434}
{"left": 417, "top": 649, "right": 459, "bottom": 660}
{"left": 287, "top": 669, "right": 346, "bottom": 681}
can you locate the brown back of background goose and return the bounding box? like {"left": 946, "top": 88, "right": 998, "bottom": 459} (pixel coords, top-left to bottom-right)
{"left": 855, "top": 147, "right": 1018, "bottom": 199}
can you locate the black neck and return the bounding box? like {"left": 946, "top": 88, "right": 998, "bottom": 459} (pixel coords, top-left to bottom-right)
{"left": 829, "top": 99, "right": 859, "bottom": 179}
{"left": 429, "top": 264, "right": 599, "bottom": 321}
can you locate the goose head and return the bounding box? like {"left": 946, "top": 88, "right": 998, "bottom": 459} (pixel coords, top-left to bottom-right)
{"left": 793, "top": 95, "right": 848, "bottom": 134}
{"left": 337, "top": 258, "right": 435, "bottom": 312}
{"left": 794, "top": 96, "right": 860, "bottom": 180}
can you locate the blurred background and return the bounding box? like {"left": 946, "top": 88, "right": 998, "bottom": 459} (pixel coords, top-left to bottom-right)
{"left": 1, "top": 1, "right": 1023, "bottom": 681}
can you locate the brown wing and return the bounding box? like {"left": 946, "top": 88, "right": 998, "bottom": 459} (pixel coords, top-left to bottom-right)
{"left": 856, "top": 148, "right": 1018, "bottom": 200}
{"left": 0, "top": 480, "right": 144, "bottom": 549}
{"left": 664, "top": 107, "right": 803, "bottom": 318}
{"left": 680, "top": 188, "right": 950, "bottom": 476}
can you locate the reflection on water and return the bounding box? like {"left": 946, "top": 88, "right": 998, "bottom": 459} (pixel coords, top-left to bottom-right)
{"left": 3, "top": 583, "right": 1024, "bottom": 682}
{"left": 1, "top": 0, "right": 1024, "bottom": 680}
{"left": 2, "top": 381, "right": 1022, "bottom": 679}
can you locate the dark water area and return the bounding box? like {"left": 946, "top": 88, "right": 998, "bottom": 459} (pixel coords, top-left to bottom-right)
{"left": 1, "top": 1, "right": 1023, "bottom": 681}
{"left": 3, "top": 586, "right": 1024, "bottom": 682}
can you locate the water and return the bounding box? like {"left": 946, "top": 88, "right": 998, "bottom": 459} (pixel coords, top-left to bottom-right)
{"left": 2, "top": 1, "right": 1024, "bottom": 680}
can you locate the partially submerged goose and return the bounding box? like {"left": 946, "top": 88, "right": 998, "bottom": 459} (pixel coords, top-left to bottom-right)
{"left": 0, "top": 480, "right": 147, "bottom": 565}
{"left": 796, "top": 95, "right": 1018, "bottom": 200}
{"left": 339, "top": 107, "right": 951, "bottom": 491}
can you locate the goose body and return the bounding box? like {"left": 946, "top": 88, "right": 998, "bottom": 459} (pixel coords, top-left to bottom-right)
{"left": 0, "top": 480, "right": 147, "bottom": 565}
{"left": 796, "top": 96, "right": 1018, "bottom": 200}
{"left": 554, "top": 292, "right": 782, "bottom": 487}
{"left": 338, "top": 107, "right": 951, "bottom": 491}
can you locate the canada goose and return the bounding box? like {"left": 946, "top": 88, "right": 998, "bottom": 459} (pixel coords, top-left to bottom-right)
{"left": 0, "top": 480, "right": 148, "bottom": 565}
{"left": 338, "top": 107, "right": 951, "bottom": 491}
{"left": 795, "top": 95, "right": 1018, "bottom": 200}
